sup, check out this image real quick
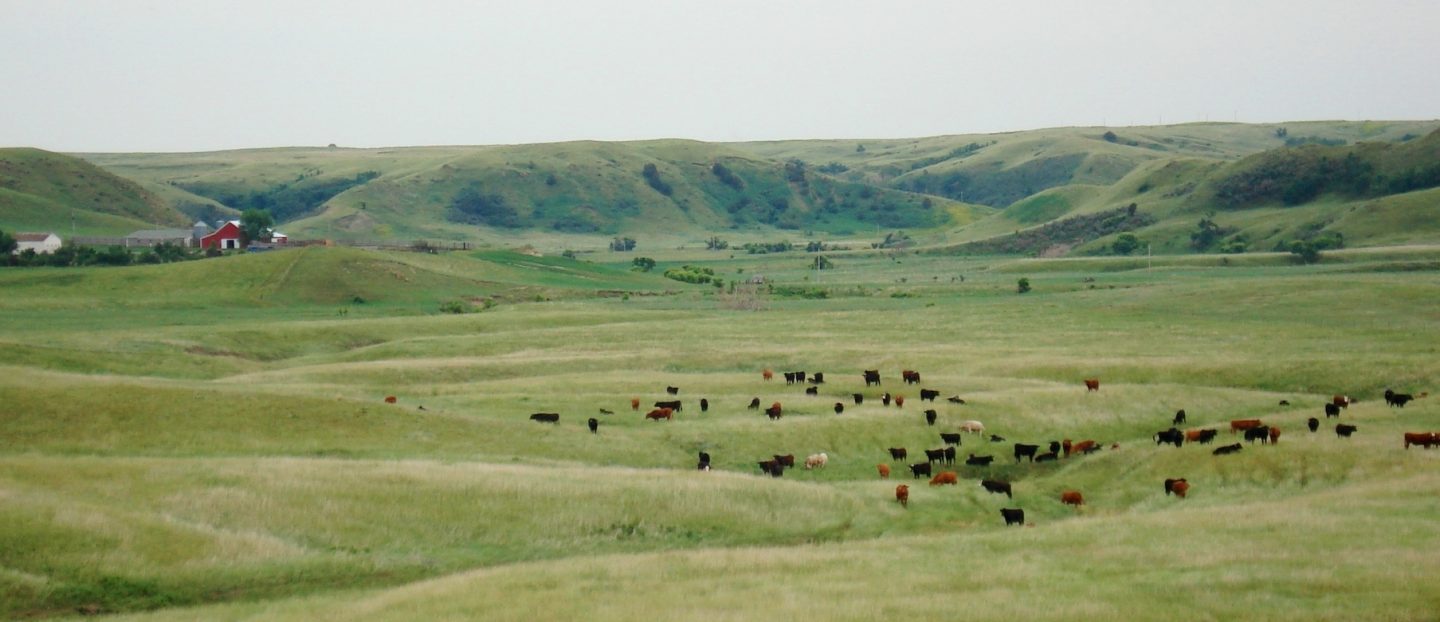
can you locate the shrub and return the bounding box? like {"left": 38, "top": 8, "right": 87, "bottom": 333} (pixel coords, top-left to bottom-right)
{"left": 631, "top": 257, "right": 656, "bottom": 272}
{"left": 663, "top": 265, "right": 715, "bottom": 284}
{"left": 1017, "top": 278, "right": 1031, "bottom": 294}
{"left": 439, "top": 300, "right": 472, "bottom": 314}
{"left": 1111, "top": 232, "right": 1141, "bottom": 256}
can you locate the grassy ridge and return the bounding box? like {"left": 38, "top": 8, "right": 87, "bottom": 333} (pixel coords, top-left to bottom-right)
{"left": 0, "top": 148, "right": 186, "bottom": 233}
{"left": 1, "top": 247, "right": 1439, "bottom": 618}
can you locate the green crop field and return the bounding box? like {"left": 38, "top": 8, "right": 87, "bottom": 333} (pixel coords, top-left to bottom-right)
{"left": 2, "top": 243, "right": 1439, "bottom": 620}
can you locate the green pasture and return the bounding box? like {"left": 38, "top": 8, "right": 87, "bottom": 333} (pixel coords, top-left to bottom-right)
{"left": 1, "top": 246, "right": 1438, "bottom": 619}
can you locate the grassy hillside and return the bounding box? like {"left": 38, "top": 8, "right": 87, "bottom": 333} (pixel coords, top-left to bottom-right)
{"left": 0, "top": 148, "right": 188, "bottom": 234}
{"left": 1, "top": 246, "right": 1438, "bottom": 618}
{"left": 83, "top": 142, "right": 984, "bottom": 243}
{"left": 25, "top": 118, "right": 1440, "bottom": 257}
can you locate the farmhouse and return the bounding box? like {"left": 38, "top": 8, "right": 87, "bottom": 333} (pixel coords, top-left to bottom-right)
{"left": 12, "top": 232, "right": 62, "bottom": 254}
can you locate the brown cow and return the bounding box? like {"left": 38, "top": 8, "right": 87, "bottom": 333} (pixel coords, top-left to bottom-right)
{"left": 1404, "top": 432, "right": 1440, "bottom": 449}
{"left": 1165, "top": 478, "right": 1189, "bottom": 498}
{"left": 765, "top": 402, "right": 783, "bottom": 420}
{"left": 1230, "top": 419, "right": 1264, "bottom": 434}
{"left": 645, "top": 408, "right": 673, "bottom": 421}
{"left": 895, "top": 484, "right": 910, "bottom": 508}
{"left": 384, "top": 395, "right": 397, "bottom": 404}
{"left": 1066, "top": 440, "right": 1098, "bottom": 457}
{"left": 1060, "top": 490, "right": 1085, "bottom": 507}
{"left": 762, "top": 369, "right": 774, "bottom": 381}
{"left": 631, "top": 397, "right": 640, "bottom": 411}
{"left": 894, "top": 395, "right": 905, "bottom": 408}
{"left": 1333, "top": 395, "right": 1353, "bottom": 408}
{"left": 877, "top": 463, "right": 891, "bottom": 479}
{"left": 1084, "top": 378, "right": 1100, "bottom": 392}
{"left": 929, "top": 471, "right": 959, "bottom": 486}
{"left": 1268, "top": 426, "right": 1281, "bottom": 445}
{"left": 773, "top": 454, "right": 796, "bottom": 468}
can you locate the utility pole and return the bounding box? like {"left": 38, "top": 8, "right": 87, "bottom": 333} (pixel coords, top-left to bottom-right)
{"left": 1147, "top": 244, "right": 1152, "bottom": 270}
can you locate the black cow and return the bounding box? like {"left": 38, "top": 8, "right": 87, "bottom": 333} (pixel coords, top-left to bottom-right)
{"left": 863, "top": 370, "right": 882, "bottom": 386}
{"left": 599, "top": 408, "right": 614, "bottom": 415}
{"left": 1244, "top": 426, "right": 1270, "bottom": 444}
{"left": 1279, "top": 399, "right": 1291, "bottom": 406}
{"left": 1034, "top": 452, "right": 1059, "bottom": 462}
{"left": 758, "top": 459, "right": 783, "bottom": 477}
{"left": 853, "top": 393, "right": 865, "bottom": 405}
{"left": 943, "top": 446, "right": 957, "bottom": 465}
{"left": 698, "top": 451, "right": 711, "bottom": 466}
{"left": 1385, "top": 389, "right": 1414, "bottom": 408}
{"left": 700, "top": 398, "right": 709, "bottom": 412}
{"left": 966, "top": 454, "right": 994, "bottom": 467}
{"left": 881, "top": 392, "right": 892, "bottom": 406}
{"left": 1324, "top": 403, "right": 1341, "bottom": 418}
{"left": 1173, "top": 409, "right": 1187, "bottom": 426}
{"left": 888, "top": 447, "right": 908, "bottom": 461}
{"left": 1001, "top": 508, "right": 1025, "bottom": 526}
{"left": 1048, "top": 440, "right": 1062, "bottom": 454}
{"left": 924, "top": 448, "right": 946, "bottom": 464}
{"left": 809, "top": 372, "right": 825, "bottom": 384}
{"left": 925, "top": 410, "right": 938, "bottom": 426}
{"left": 909, "top": 462, "right": 932, "bottom": 478}
{"left": 920, "top": 389, "right": 940, "bottom": 402}
{"left": 1195, "top": 429, "right": 1219, "bottom": 445}
{"left": 666, "top": 386, "right": 680, "bottom": 395}
{"left": 784, "top": 372, "right": 797, "bottom": 384}
{"left": 990, "top": 435, "right": 1006, "bottom": 443}
{"left": 1014, "top": 443, "right": 1040, "bottom": 462}
{"left": 940, "top": 432, "right": 963, "bottom": 446}
{"left": 805, "top": 386, "right": 819, "bottom": 396}
{"left": 793, "top": 371, "right": 806, "bottom": 384}
{"left": 1213, "top": 443, "right": 1243, "bottom": 456}
{"left": 748, "top": 397, "right": 761, "bottom": 410}
{"left": 947, "top": 396, "right": 966, "bottom": 404}
{"left": 1154, "top": 428, "right": 1184, "bottom": 448}
{"left": 833, "top": 402, "right": 845, "bottom": 415}
{"left": 1336, "top": 423, "right": 1358, "bottom": 438}
{"left": 765, "top": 404, "right": 782, "bottom": 420}
{"left": 655, "top": 400, "right": 682, "bottom": 411}
{"left": 587, "top": 417, "right": 598, "bottom": 433}
{"left": 1308, "top": 417, "right": 1320, "bottom": 433}
{"left": 529, "top": 412, "right": 560, "bottom": 423}
{"left": 981, "top": 480, "right": 1013, "bottom": 498}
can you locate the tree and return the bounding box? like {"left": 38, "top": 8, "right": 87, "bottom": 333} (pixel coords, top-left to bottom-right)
{"left": 1190, "top": 216, "right": 1226, "bottom": 251}
{"left": 1102, "top": 131, "right": 1118, "bottom": 143}
{"left": 611, "top": 237, "right": 636, "bottom": 252}
{"left": 1017, "top": 277, "right": 1031, "bottom": 294}
{"left": 642, "top": 163, "right": 672, "bottom": 196}
{"left": 240, "top": 209, "right": 274, "bottom": 247}
{"left": 705, "top": 236, "right": 729, "bottom": 250}
{"left": 1111, "top": 232, "right": 1141, "bottom": 255}
{"left": 811, "top": 255, "right": 834, "bottom": 270}
{"left": 631, "top": 257, "right": 656, "bottom": 272}
{"left": 0, "top": 228, "right": 15, "bottom": 265}
{"left": 1288, "top": 240, "right": 1321, "bottom": 264}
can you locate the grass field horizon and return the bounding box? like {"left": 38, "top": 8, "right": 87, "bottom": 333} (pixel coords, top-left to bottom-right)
{"left": 2, "top": 244, "right": 1438, "bottom": 619}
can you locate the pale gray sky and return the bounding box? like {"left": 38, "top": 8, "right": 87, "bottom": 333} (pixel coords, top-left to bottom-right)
{"left": 2, "top": 0, "right": 1437, "bottom": 152}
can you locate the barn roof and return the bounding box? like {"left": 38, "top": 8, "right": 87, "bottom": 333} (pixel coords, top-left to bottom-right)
{"left": 13, "top": 232, "right": 57, "bottom": 242}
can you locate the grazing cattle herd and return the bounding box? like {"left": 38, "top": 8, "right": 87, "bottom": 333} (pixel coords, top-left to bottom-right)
{"left": 489, "top": 372, "right": 1430, "bottom": 527}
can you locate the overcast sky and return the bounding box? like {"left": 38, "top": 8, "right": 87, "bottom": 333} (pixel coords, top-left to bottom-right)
{"left": 2, "top": 0, "right": 1437, "bottom": 152}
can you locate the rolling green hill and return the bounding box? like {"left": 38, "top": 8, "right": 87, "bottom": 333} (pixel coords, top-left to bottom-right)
{"left": 1, "top": 246, "right": 1438, "bottom": 619}
{"left": 11, "top": 119, "right": 1434, "bottom": 256}
{"left": 0, "top": 148, "right": 191, "bottom": 234}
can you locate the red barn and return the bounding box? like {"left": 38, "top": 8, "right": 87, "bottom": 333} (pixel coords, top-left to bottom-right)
{"left": 200, "top": 221, "right": 243, "bottom": 250}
